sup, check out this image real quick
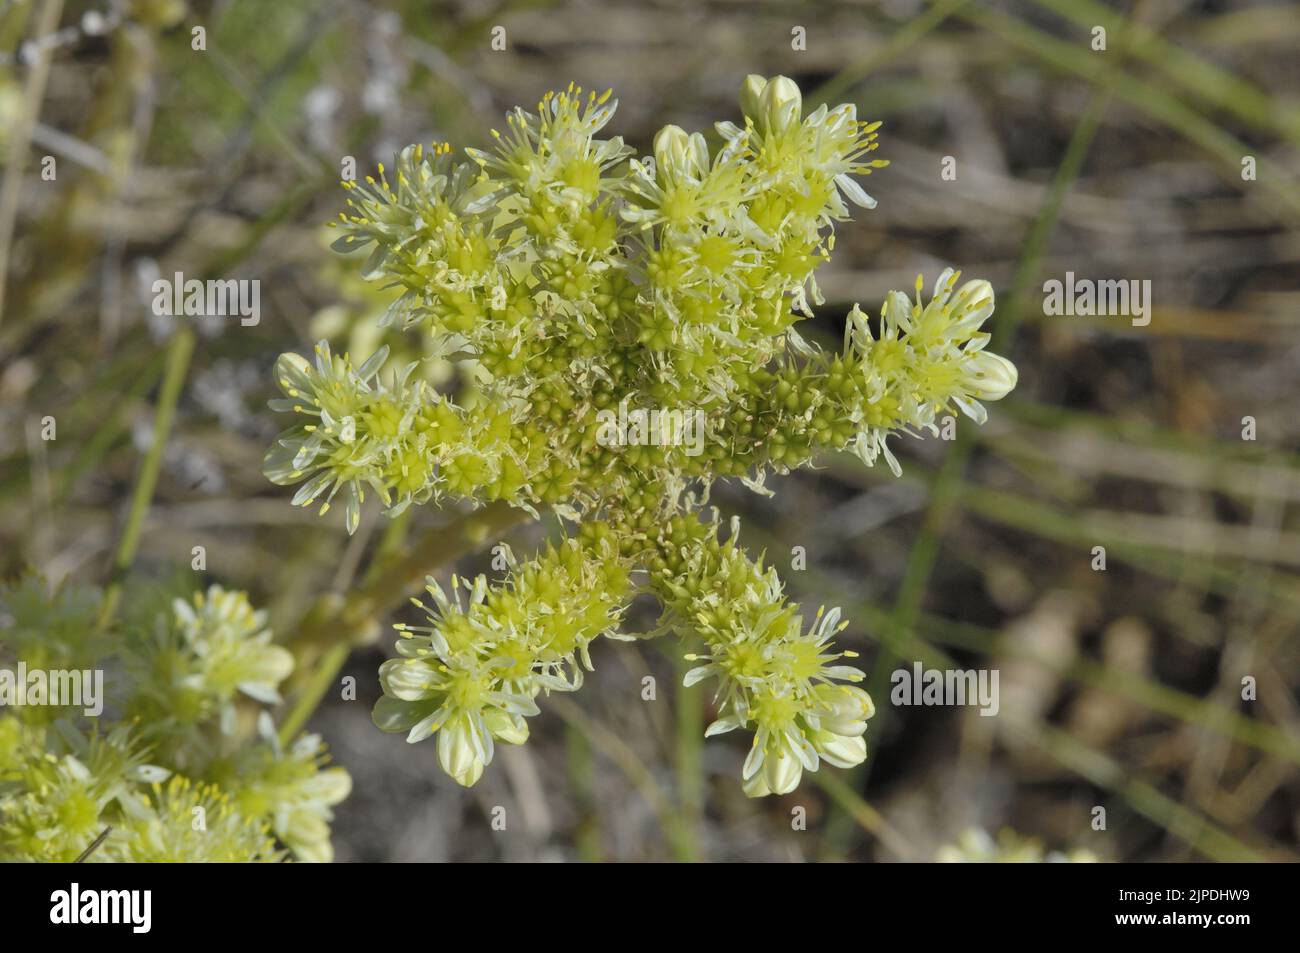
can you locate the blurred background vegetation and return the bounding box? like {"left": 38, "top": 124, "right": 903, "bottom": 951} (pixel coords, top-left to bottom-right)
{"left": 1, "top": 0, "right": 1298, "bottom": 861}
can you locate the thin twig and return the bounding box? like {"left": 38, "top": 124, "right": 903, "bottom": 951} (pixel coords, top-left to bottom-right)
{"left": 74, "top": 826, "right": 113, "bottom": 863}
{"left": 0, "top": 0, "right": 65, "bottom": 327}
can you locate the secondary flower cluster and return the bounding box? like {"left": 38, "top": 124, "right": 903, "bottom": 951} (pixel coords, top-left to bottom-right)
{"left": 127, "top": 585, "right": 294, "bottom": 738}
{"left": 374, "top": 534, "right": 631, "bottom": 785}
{"left": 266, "top": 75, "right": 1018, "bottom": 795}
{"left": 646, "top": 514, "right": 874, "bottom": 795}
{"left": 0, "top": 578, "right": 349, "bottom": 862}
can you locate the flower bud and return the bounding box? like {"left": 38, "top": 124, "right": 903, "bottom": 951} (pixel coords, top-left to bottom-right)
{"left": 763, "top": 745, "right": 803, "bottom": 794}
{"left": 379, "top": 658, "right": 436, "bottom": 701}
{"left": 274, "top": 351, "right": 314, "bottom": 399}
{"left": 485, "top": 710, "right": 529, "bottom": 745}
{"left": 437, "top": 717, "right": 485, "bottom": 786}
{"left": 653, "top": 124, "right": 707, "bottom": 182}
{"left": 812, "top": 684, "right": 874, "bottom": 736}
{"left": 813, "top": 731, "right": 867, "bottom": 769}
{"left": 759, "top": 76, "right": 802, "bottom": 135}
{"left": 951, "top": 279, "right": 995, "bottom": 331}
{"left": 283, "top": 809, "right": 330, "bottom": 853}
{"left": 739, "top": 74, "right": 768, "bottom": 125}
{"left": 966, "top": 351, "right": 1018, "bottom": 401}
{"left": 742, "top": 769, "right": 772, "bottom": 799}
{"left": 884, "top": 289, "right": 915, "bottom": 332}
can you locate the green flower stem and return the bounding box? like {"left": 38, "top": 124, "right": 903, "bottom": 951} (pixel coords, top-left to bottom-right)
{"left": 672, "top": 647, "right": 705, "bottom": 861}
{"left": 277, "top": 641, "right": 351, "bottom": 747}
{"left": 360, "top": 506, "right": 413, "bottom": 587}
{"left": 57, "top": 349, "right": 170, "bottom": 504}
{"left": 565, "top": 721, "right": 604, "bottom": 862}
{"left": 288, "top": 500, "right": 529, "bottom": 650}
{"left": 95, "top": 328, "right": 195, "bottom": 630}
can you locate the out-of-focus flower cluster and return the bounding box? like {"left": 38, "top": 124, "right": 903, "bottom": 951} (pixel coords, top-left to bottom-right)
{"left": 0, "top": 578, "right": 349, "bottom": 862}
{"left": 937, "top": 827, "right": 1099, "bottom": 863}
{"left": 265, "top": 76, "right": 1019, "bottom": 795}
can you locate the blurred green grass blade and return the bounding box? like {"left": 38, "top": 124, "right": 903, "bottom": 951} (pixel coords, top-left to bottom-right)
{"left": 1003, "top": 399, "right": 1300, "bottom": 474}
{"left": 996, "top": 74, "right": 1116, "bottom": 344}
{"left": 856, "top": 602, "right": 1300, "bottom": 765}
{"left": 951, "top": 1, "right": 1300, "bottom": 221}
{"left": 811, "top": 770, "right": 916, "bottom": 860}
{"left": 848, "top": 603, "right": 1286, "bottom": 858}
{"left": 808, "top": 0, "right": 968, "bottom": 107}
{"left": 960, "top": 481, "right": 1300, "bottom": 611}
{"left": 547, "top": 695, "right": 694, "bottom": 860}
{"left": 565, "top": 722, "right": 604, "bottom": 863}
{"left": 1029, "top": 0, "right": 1300, "bottom": 144}
{"left": 823, "top": 451, "right": 1300, "bottom": 610}
{"left": 95, "top": 328, "right": 195, "bottom": 629}
{"left": 55, "top": 350, "right": 170, "bottom": 504}
{"left": 1018, "top": 722, "right": 1272, "bottom": 862}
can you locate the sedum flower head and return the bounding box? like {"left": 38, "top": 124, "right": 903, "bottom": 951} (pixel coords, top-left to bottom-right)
{"left": 173, "top": 587, "right": 294, "bottom": 705}
{"left": 0, "top": 723, "right": 166, "bottom": 862}
{"left": 373, "top": 536, "right": 631, "bottom": 786}
{"left": 214, "top": 716, "right": 352, "bottom": 863}
{"left": 129, "top": 585, "right": 294, "bottom": 733}
{"left": 121, "top": 776, "right": 282, "bottom": 863}
{"left": 843, "top": 269, "right": 1017, "bottom": 475}
{"left": 266, "top": 76, "right": 1021, "bottom": 796}
{"left": 656, "top": 518, "right": 874, "bottom": 795}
